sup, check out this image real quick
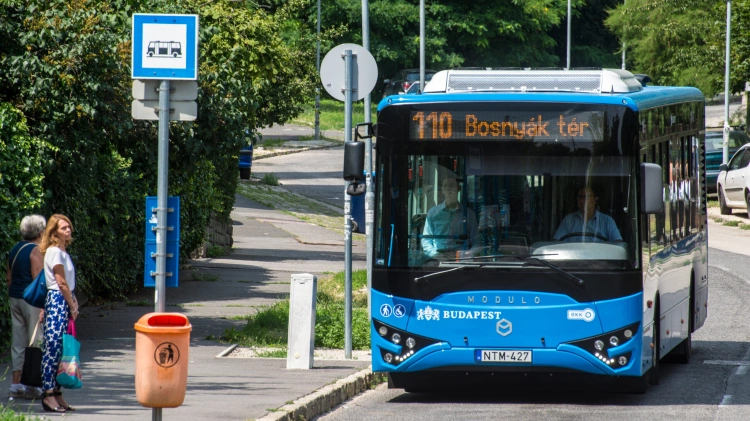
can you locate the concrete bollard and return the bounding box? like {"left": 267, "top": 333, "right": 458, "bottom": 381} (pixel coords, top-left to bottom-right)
{"left": 287, "top": 273, "right": 317, "bottom": 369}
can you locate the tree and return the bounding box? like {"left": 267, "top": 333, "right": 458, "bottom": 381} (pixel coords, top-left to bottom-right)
{"left": 606, "top": 0, "right": 750, "bottom": 96}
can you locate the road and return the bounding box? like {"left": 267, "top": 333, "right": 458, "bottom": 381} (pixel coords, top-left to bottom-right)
{"left": 316, "top": 244, "right": 750, "bottom": 421}
{"left": 706, "top": 102, "right": 743, "bottom": 128}
{"left": 252, "top": 146, "right": 347, "bottom": 209}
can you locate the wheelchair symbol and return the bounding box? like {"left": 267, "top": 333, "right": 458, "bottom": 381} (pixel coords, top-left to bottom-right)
{"left": 393, "top": 304, "right": 406, "bottom": 318}
{"left": 379, "top": 304, "right": 393, "bottom": 317}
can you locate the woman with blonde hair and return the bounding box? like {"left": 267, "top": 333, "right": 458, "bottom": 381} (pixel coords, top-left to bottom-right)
{"left": 39, "top": 214, "right": 78, "bottom": 413}
{"left": 5, "top": 214, "right": 46, "bottom": 399}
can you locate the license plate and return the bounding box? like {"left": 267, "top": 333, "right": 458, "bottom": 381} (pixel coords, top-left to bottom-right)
{"left": 475, "top": 349, "right": 532, "bottom": 363}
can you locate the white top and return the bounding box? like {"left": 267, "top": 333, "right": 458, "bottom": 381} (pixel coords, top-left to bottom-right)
{"left": 44, "top": 246, "right": 75, "bottom": 292}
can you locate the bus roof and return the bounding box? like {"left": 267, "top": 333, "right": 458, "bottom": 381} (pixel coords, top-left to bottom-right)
{"left": 378, "top": 69, "right": 704, "bottom": 113}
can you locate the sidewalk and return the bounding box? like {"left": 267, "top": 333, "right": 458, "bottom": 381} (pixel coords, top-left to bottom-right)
{"left": 0, "top": 194, "right": 371, "bottom": 420}
{"left": 254, "top": 124, "right": 348, "bottom": 160}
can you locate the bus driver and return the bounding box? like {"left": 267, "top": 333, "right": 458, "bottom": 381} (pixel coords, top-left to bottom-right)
{"left": 421, "top": 177, "right": 479, "bottom": 261}
{"left": 553, "top": 186, "right": 622, "bottom": 243}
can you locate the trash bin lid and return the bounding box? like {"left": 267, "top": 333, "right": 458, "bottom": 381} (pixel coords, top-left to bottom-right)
{"left": 135, "top": 312, "right": 192, "bottom": 334}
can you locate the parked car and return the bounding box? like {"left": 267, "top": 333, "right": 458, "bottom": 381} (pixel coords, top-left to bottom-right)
{"left": 705, "top": 130, "right": 750, "bottom": 194}
{"left": 382, "top": 69, "right": 436, "bottom": 98}
{"left": 405, "top": 81, "right": 421, "bottom": 94}
{"left": 716, "top": 143, "right": 750, "bottom": 214}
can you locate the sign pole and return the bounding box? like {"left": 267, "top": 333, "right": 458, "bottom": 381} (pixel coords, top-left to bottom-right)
{"left": 343, "top": 50, "right": 353, "bottom": 359}
{"left": 153, "top": 79, "right": 170, "bottom": 421}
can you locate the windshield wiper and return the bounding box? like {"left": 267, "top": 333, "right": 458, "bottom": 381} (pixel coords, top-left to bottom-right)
{"left": 523, "top": 257, "right": 586, "bottom": 288}
{"left": 414, "top": 266, "right": 468, "bottom": 284}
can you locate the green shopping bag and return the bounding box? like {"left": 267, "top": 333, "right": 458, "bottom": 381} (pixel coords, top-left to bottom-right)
{"left": 56, "top": 320, "right": 82, "bottom": 389}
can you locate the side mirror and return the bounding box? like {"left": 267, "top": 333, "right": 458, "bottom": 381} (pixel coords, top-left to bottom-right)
{"left": 640, "top": 163, "right": 663, "bottom": 214}
{"left": 343, "top": 141, "right": 364, "bottom": 181}
{"left": 720, "top": 163, "right": 728, "bottom": 172}
{"left": 356, "top": 122, "right": 374, "bottom": 139}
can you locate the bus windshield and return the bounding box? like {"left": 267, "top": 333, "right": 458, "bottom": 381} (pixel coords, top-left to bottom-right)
{"left": 374, "top": 102, "right": 640, "bottom": 271}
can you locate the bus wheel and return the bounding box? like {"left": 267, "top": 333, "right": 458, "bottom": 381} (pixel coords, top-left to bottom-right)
{"left": 719, "top": 190, "right": 732, "bottom": 215}
{"left": 649, "top": 302, "right": 661, "bottom": 385}
{"left": 173, "top": 52, "right": 178, "bottom": 58}
{"left": 147, "top": 52, "right": 153, "bottom": 57}
{"left": 672, "top": 331, "right": 692, "bottom": 364}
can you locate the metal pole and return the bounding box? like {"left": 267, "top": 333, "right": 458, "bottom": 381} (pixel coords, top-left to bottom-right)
{"left": 153, "top": 79, "right": 170, "bottom": 421}
{"left": 723, "top": 0, "right": 732, "bottom": 165}
{"left": 362, "top": 0, "right": 371, "bottom": 124}
{"left": 566, "top": 0, "right": 571, "bottom": 69}
{"left": 621, "top": 0, "right": 626, "bottom": 70}
{"left": 314, "top": 0, "right": 321, "bottom": 140}
{"left": 362, "top": 0, "right": 374, "bottom": 318}
{"left": 343, "top": 50, "right": 353, "bottom": 359}
{"left": 419, "top": 0, "right": 425, "bottom": 91}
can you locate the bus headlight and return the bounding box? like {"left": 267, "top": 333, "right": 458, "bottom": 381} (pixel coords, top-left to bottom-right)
{"left": 623, "top": 329, "right": 633, "bottom": 339}
{"left": 609, "top": 336, "right": 619, "bottom": 346}
{"left": 618, "top": 356, "right": 628, "bottom": 366}
{"left": 594, "top": 340, "right": 605, "bottom": 351}
{"left": 374, "top": 320, "right": 439, "bottom": 367}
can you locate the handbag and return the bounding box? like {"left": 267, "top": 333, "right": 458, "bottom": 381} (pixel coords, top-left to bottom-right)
{"left": 20, "top": 322, "right": 43, "bottom": 388}
{"left": 56, "top": 319, "right": 82, "bottom": 389}
{"left": 22, "top": 269, "right": 47, "bottom": 308}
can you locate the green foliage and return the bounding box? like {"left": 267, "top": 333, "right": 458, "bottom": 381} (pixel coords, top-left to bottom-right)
{"left": 0, "top": 404, "right": 44, "bottom": 420}
{"left": 0, "top": 103, "right": 46, "bottom": 349}
{"left": 0, "top": 0, "right": 316, "bottom": 308}
{"left": 607, "top": 0, "right": 750, "bottom": 96}
{"left": 222, "top": 270, "right": 370, "bottom": 350}
{"left": 261, "top": 173, "right": 280, "bottom": 186}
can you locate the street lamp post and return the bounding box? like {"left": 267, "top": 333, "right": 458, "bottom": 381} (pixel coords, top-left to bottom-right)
{"left": 723, "top": 0, "right": 732, "bottom": 166}
{"left": 314, "top": 0, "right": 321, "bottom": 140}
{"left": 566, "top": 0, "right": 571, "bottom": 69}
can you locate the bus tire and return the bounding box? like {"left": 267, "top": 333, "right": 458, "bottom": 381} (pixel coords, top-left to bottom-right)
{"left": 649, "top": 300, "right": 661, "bottom": 386}
{"left": 147, "top": 52, "right": 154, "bottom": 57}
{"left": 671, "top": 279, "right": 694, "bottom": 364}
{"left": 719, "top": 190, "right": 732, "bottom": 215}
{"left": 173, "top": 52, "right": 178, "bottom": 58}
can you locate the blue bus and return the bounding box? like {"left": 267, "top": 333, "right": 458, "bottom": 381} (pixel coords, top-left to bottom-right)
{"left": 367, "top": 69, "right": 708, "bottom": 393}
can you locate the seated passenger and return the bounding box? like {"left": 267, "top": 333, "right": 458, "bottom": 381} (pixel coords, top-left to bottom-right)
{"left": 421, "top": 177, "right": 479, "bottom": 260}
{"left": 553, "top": 187, "right": 622, "bottom": 243}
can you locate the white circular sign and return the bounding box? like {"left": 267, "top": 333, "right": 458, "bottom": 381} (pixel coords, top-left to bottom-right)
{"left": 320, "top": 43, "right": 378, "bottom": 102}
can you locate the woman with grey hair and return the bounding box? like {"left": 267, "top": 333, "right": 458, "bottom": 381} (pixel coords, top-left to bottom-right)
{"left": 5, "top": 214, "right": 46, "bottom": 399}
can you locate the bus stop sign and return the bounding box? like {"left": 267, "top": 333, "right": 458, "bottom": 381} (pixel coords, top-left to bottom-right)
{"left": 132, "top": 13, "right": 198, "bottom": 80}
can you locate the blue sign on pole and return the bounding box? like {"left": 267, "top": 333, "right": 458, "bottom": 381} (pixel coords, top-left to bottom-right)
{"left": 144, "top": 196, "right": 180, "bottom": 287}
{"left": 132, "top": 14, "right": 198, "bottom": 80}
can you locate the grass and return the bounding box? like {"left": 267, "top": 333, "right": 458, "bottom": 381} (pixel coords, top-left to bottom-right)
{"left": 206, "top": 245, "right": 228, "bottom": 258}
{"left": 261, "top": 172, "right": 280, "bottom": 186}
{"left": 741, "top": 223, "right": 750, "bottom": 230}
{"left": 723, "top": 220, "right": 741, "bottom": 227}
{"left": 192, "top": 272, "right": 219, "bottom": 282}
{"left": 292, "top": 99, "right": 378, "bottom": 131}
{"left": 126, "top": 299, "right": 151, "bottom": 307}
{"left": 0, "top": 405, "right": 44, "bottom": 420}
{"left": 707, "top": 198, "right": 718, "bottom": 208}
{"left": 255, "top": 349, "right": 288, "bottom": 358}
{"left": 236, "top": 183, "right": 365, "bottom": 240}
{"left": 221, "top": 269, "right": 370, "bottom": 351}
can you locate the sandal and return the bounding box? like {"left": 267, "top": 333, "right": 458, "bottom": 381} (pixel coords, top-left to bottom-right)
{"left": 53, "top": 390, "right": 76, "bottom": 411}
{"left": 41, "top": 392, "right": 66, "bottom": 413}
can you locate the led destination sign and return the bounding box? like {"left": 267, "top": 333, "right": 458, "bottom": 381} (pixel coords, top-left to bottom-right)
{"left": 410, "top": 111, "right": 603, "bottom": 141}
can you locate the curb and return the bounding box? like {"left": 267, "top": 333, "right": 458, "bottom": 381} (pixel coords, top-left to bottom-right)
{"left": 256, "top": 366, "right": 385, "bottom": 421}
{"left": 254, "top": 142, "right": 343, "bottom": 161}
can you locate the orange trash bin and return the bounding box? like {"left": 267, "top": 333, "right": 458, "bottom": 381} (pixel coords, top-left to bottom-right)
{"left": 134, "top": 313, "right": 192, "bottom": 408}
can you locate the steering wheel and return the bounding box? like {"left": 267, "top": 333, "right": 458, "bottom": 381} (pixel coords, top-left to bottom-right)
{"left": 558, "top": 232, "right": 609, "bottom": 242}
